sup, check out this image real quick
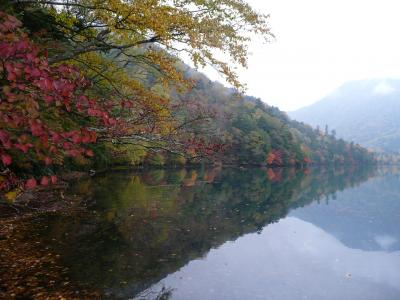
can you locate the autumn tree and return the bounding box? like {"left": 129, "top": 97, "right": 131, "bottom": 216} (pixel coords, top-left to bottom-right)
{"left": 10, "top": 0, "right": 272, "bottom": 88}
{"left": 7, "top": 0, "right": 272, "bottom": 157}
{"left": 0, "top": 12, "right": 119, "bottom": 190}
{"left": 0, "top": 0, "right": 272, "bottom": 191}
{"left": 7, "top": 0, "right": 272, "bottom": 125}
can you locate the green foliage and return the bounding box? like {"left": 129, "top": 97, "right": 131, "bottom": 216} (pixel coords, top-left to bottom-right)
{"left": 146, "top": 153, "right": 166, "bottom": 167}
{"left": 172, "top": 70, "right": 375, "bottom": 166}
{"left": 105, "top": 144, "right": 148, "bottom": 167}
{"left": 168, "top": 154, "right": 187, "bottom": 166}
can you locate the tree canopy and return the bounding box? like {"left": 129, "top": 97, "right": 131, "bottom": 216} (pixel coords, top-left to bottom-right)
{"left": 11, "top": 0, "right": 272, "bottom": 89}
{"left": 0, "top": 0, "right": 272, "bottom": 191}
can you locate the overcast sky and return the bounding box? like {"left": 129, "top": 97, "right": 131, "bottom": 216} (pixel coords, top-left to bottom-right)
{"left": 200, "top": 0, "right": 400, "bottom": 111}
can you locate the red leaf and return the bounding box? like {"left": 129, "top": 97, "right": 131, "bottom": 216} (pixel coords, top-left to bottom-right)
{"left": 108, "top": 118, "right": 117, "bottom": 126}
{"left": 15, "top": 143, "right": 28, "bottom": 153}
{"left": 88, "top": 108, "right": 97, "bottom": 116}
{"left": 44, "top": 95, "right": 53, "bottom": 104}
{"left": 50, "top": 175, "right": 57, "bottom": 184}
{"left": 72, "top": 134, "right": 82, "bottom": 144}
{"left": 81, "top": 133, "right": 91, "bottom": 144}
{"left": 25, "top": 178, "right": 37, "bottom": 189}
{"left": 62, "top": 142, "right": 72, "bottom": 150}
{"left": 7, "top": 71, "right": 16, "bottom": 81}
{"left": 51, "top": 132, "right": 62, "bottom": 143}
{"left": 44, "top": 157, "right": 52, "bottom": 165}
{"left": 85, "top": 149, "right": 94, "bottom": 157}
{"left": 1, "top": 154, "right": 12, "bottom": 166}
{"left": 49, "top": 145, "right": 58, "bottom": 154}
{"left": 90, "top": 132, "right": 97, "bottom": 143}
{"left": 40, "top": 176, "right": 49, "bottom": 186}
{"left": 30, "top": 121, "right": 44, "bottom": 137}
{"left": 68, "top": 149, "right": 80, "bottom": 157}
{"left": 31, "top": 68, "right": 41, "bottom": 77}
{"left": 0, "top": 130, "right": 9, "bottom": 144}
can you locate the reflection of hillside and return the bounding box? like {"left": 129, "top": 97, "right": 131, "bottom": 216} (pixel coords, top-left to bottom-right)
{"left": 292, "top": 167, "right": 400, "bottom": 251}
{"left": 146, "top": 217, "right": 400, "bottom": 300}
{"left": 16, "top": 166, "right": 376, "bottom": 298}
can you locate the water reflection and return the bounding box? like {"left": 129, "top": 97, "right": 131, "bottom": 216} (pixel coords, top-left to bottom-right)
{"left": 4, "top": 165, "right": 391, "bottom": 299}
{"left": 291, "top": 169, "right": 400, "bottom": 252}
{"left": 148, "top": 217, "right": 400, "bottom": 300}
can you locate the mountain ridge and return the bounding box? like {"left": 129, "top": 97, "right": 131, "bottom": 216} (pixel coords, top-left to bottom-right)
{"left": 289, "top": 78, "right": 400, "bottom": 153}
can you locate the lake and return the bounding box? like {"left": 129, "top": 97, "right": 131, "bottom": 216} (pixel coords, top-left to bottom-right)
{"left": 3, "top": 166, "right": 400, "bottom": 299}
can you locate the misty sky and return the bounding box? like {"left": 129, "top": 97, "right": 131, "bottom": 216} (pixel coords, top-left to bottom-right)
{"left": 200, "top": 0, "right": 400, "bottom": 111}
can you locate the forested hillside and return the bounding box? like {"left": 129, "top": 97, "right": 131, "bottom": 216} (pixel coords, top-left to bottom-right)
{"left": 172, "top": 69, "right": 375, "bottom": 166}
{"left": 0, "top": 1, "right": 374, "bottom": 194}
{"left": 290, "top": 79, "right": 400, "bottom": 153}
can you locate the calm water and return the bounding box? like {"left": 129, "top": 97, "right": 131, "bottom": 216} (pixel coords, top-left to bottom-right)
{"left": 13, "top": 166, "right": 400, "bottom": 299}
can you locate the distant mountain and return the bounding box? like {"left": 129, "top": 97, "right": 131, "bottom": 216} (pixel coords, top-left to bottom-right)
{"left": 289, "top": 79, "right": 400, "bottom": 153}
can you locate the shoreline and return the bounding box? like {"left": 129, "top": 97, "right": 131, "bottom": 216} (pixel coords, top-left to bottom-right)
{"left": 0, "top": 162, "right": 377, "bottom": 220}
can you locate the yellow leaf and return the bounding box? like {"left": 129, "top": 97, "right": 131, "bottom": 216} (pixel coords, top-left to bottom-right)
{"left": 4, "top": 188, "right": 22, "bottom": 203}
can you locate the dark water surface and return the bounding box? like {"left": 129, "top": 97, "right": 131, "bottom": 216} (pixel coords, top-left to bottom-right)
{"left": 14, "top": 166, "right": 400, "bottom": 299}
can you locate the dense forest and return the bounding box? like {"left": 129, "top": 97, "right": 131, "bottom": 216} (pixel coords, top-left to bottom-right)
{"left": 173, "top": 69, "right": 375, "bottom": 166}
{"left": 0, "top": 1, "right": 374, "bottom": 195}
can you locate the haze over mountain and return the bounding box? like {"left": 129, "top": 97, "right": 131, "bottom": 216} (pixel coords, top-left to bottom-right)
{"left": 289, "top": 79, "right": 400, "bottom": 153}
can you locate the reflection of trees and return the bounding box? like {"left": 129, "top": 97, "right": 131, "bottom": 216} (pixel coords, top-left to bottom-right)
{"left": 12, "top": 166, "right": 376, "bottom": 299}
{"left": 134, "top": 286, "right": 174, "bottom": 300}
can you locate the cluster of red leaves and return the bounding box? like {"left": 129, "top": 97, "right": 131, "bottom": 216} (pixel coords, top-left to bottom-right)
{"left": 186, "top": 137, "right": 225, "bottom": 157}
{"left": 267, "top": 168, "right": 283, "bottom": 183}
{"left": 0, "top": 12, "right": 121, "bottom": 190}
{"left": 266, "top": 149, "right": 284, "bottom": 166}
